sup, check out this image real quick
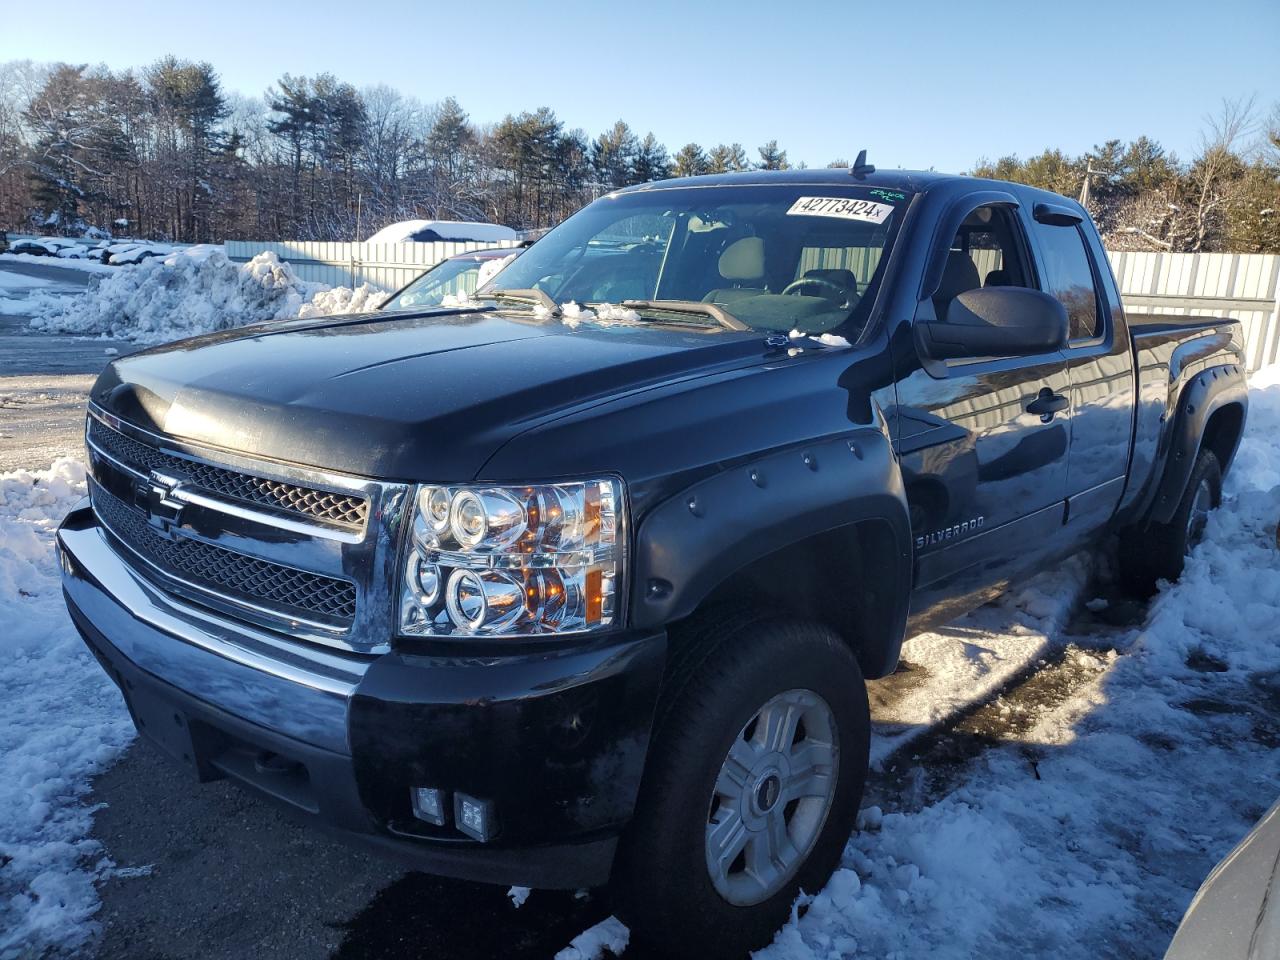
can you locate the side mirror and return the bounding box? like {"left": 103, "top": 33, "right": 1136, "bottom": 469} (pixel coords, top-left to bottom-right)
{"left": 915, "top": 287, "right": 1068, "bottom": 360}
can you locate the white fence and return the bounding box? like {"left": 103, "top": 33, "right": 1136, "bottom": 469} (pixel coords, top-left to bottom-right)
{"left": 225, "top": 240, "right": 1280, "bottom": 373}
{"left": 224, "top": 239, "right": 519, "bottom": 291}
{"left": 1107, "top": 251, "right": 1280, "bottom": 373}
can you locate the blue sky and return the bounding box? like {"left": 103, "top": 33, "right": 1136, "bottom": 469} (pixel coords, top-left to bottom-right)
{"left": 4, "top": 0, "right": 1277, "bottom": 172}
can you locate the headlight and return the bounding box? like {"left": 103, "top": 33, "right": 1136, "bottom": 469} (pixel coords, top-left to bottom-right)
{"left": 399, "top": 477, "right": 624, "bottom": 637}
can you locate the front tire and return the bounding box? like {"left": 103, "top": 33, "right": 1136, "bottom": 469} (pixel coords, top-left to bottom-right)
{"left": 1119, "top": 448, "right": 1222, "bottom": 594}
{"left": 613, "top": 615, "right": 869, "bottom": 959}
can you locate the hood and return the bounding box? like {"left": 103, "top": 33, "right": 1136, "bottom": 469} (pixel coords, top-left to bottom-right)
{"left": 92, "top": 309, "right": 770, "bottom": 481}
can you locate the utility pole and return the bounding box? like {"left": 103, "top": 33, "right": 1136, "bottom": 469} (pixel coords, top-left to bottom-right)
{"left": 1079, "top": 159, "right": 1095, "bottom": 207}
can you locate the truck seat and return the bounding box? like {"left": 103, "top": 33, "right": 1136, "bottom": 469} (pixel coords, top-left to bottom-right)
{"left": 704, "top": 237, "right": 767, "bottom": 305}
{"left": 933, "top": 251, "right": 981, "bottom": 318}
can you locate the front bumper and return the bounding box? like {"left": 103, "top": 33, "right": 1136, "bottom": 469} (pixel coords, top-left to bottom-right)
{"left": 58, "top": 500, "right": 667, "bottom": 889}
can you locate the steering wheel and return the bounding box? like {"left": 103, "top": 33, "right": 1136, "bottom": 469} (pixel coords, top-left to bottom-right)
{"left": 780, "top": 276, "right": 855, "bottom": 307}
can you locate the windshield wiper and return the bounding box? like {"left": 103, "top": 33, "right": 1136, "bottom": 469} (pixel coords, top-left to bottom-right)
{"left": 620, "top": 299, "right": 749, "bottom": 332}
{"left": 474, "top": 288, "right": 561, "bottom": 315}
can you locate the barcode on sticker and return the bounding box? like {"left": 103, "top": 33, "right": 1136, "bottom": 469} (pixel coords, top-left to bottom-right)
{"left": 786, "top": 197, "right": 894, "bottom": 224}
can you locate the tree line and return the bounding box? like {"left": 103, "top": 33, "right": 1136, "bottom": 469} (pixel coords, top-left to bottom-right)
{"left": 0, "top": 58, "right": 793, "bottom": 243}
{"left": 0, "top": 58, "right": 1276, "bottom": 253}
{"left": 973, "top": 99, "right": 1280, "bottom": 254}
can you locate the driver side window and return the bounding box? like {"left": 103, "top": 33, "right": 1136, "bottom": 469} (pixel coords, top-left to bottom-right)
{"left": 932, "top": 205, "right": 1033, "bottom": 320}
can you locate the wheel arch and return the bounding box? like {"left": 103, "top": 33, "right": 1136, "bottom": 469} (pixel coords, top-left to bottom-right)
{"left": 630, "top": 429, "right": 912, "bottom": 680}
{"left": 1148, "top": 364, "right": 1248, "bottom": 526}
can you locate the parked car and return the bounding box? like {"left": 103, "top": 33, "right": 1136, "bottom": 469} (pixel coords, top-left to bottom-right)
{"left": 380, "top": 246, "right": 524, "bottom": 311}
{"left": 107, "top": 243, "right": 171, "bottom": 266}
{"left": 10, "top": 236, "right": 78, "bottom": 256}
{"left": 365, "top": 218, "right": 519, "bottom": 244}
{"left": 1165, "top": 798, "right": 1280, "bottom": 958}
{"left": 59, "top": 167, "right": 1248, "bottom": 958}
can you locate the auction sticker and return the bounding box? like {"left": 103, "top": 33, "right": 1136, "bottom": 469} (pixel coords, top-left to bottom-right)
{"left": 786, "top": 196, "right": 894, "bottom": 224}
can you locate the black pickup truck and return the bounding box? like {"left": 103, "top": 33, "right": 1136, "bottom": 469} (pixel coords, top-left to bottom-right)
{"left": 59, "top": 167, "right": 1248, "bottom": 957}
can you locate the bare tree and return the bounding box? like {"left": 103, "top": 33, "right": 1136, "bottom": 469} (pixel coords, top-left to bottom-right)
{"left": 1178, "top": 96, "right": 1255, "bottom": 251}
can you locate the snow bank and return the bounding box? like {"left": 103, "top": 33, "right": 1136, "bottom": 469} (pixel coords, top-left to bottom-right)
{"left": 25, "top": 249, "right": 385, "bottom": 344}
{"left": 0, "top": 461, "right": 134, "bottom": 958}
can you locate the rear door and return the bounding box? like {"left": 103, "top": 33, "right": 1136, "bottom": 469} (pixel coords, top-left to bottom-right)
{"left": 895, "top": 199, "right": 1072, "bottom": 630}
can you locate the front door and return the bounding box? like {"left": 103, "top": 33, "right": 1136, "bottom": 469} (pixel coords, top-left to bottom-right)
{"left": 894, "top": 202, "right": 1071, "bottom": 631}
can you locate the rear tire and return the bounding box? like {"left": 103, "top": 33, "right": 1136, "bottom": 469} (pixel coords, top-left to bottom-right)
{"left": 612, "top": 615, "right": 869, "bottom": 959}
{"left": 1119, "top": 449, "right": 1221, "bottom": 595}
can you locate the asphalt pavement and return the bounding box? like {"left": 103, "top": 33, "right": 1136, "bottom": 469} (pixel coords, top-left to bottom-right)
{"left": 0, "top": 260, "right": 133, "bottom": 470}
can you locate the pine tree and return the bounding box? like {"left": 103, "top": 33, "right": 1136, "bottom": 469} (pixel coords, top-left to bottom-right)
{"left": 707, "top": 142, "right": 749, "bottom": 174}
{"left": 592, "top": 120, "right": 638, "bottom": 190}
{"left": 756, "top": 139, "right": 789, "bottom": 170}
{"left": 633, "top": 132, "right": 669, "bottom": 183}
{"left": 672, "top": 142, "right": 708, "bottom": 178}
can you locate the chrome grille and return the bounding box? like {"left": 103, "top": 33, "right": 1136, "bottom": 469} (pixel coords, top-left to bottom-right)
{"left": 93, "top": 484, "right": 357, "bottom": 623}
{"left": 88, "top": 418, "right": 369, "bottom": 529}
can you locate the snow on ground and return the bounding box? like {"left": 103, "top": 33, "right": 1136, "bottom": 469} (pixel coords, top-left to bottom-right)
{"left": 0, "top": 271, "right": 53, "bottom": 291}
{"left": 0, "top": 253, "right": 115, "bottom": 275}
{"left": 870, "top": 553, "right": 1093, "bottom": 767}
{"left": 22, "top": 249, "right": 386, "bottom": 344}
{"left": 0, "top": 461, "right": 134, "bottom": 959}
{"left": 754, "top": 367, "right": 1280, "bottom": 959}
{"left": 543, "top": 366, "right": 1280, "bottom": 959}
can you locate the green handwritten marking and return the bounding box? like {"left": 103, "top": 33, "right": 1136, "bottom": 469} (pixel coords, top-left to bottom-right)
{"left": 869, "top": 189, "right": 905, "bottom": 203}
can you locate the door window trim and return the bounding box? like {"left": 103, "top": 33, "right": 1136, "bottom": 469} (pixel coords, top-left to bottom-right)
{"left": 1032, "top": 220, "right": 1111, "bottom": 350}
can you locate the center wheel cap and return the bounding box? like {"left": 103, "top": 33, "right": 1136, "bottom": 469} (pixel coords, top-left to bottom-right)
{"left": 755, "top": 774, "right": 782, "bottom": 813}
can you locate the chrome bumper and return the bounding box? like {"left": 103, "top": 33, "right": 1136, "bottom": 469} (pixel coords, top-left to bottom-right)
{"left": 57, "top": 499, "right": 369, "bottom": 755}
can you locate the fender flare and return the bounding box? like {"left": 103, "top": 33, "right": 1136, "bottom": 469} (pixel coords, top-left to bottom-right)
{"left": 630, "top": 427, "right": 912, "bottom": 674}
{"left": 1148, "top": 363, "right": 1248, "bottom": 526}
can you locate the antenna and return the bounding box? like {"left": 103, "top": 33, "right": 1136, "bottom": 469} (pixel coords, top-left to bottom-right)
{"left": 849, "top": 149, "right": 875, "bottom": 178}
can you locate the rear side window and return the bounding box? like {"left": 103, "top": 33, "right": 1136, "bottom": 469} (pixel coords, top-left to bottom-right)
{"left": 1033, "top": 223, "right": 1101, "bottom": 340}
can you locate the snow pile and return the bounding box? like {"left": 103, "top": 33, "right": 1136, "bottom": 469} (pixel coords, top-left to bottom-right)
{"left": 25, "top": 249, "right": 384, "bottom": 344}
{"left": 757, "top": 367, "right": 1280, "bottom": 958}
{"left": 789, "top": 328, "right": 853, "bottom": 349}
{"left": 559, "top": 301, "right": 642, "bottom": 329}
{"left": 0, "top": 271, "right": 62, "bottom": 316}
{"left": 0, "top": 460, "right": 134, "bottom": 958}
{"left": 296, "top": 282, "right": 387, "bottom": 318}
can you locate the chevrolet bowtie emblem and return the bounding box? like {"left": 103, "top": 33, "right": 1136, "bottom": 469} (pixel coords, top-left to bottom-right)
{"left": 137, "top": 471, "right": 185, "bottom": 540}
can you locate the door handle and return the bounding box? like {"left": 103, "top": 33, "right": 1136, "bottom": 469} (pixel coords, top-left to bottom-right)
{"left": 1026, "top": 388, "right": 1069, "bottom": 422}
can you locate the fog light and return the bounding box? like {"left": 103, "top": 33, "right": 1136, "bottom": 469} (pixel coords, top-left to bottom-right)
{"left": 454, "top": 793, "right": 496, "bottom": 842}
{"left": 410, "top": 786, "right": 447, "bottom": 826}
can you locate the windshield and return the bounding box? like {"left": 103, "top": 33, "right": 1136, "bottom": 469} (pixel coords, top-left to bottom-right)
{"left": 485, "top": 183, "right": 912, "bottom": 336}
{"left": 382, "top": 252, "right": 518, "bottom": 311}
